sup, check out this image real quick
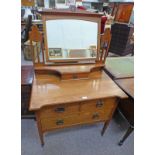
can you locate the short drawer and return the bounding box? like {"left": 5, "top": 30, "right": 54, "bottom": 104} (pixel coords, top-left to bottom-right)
{"left": 81, "top": 98, "right": 116, "bottom": 113}
{"left": 40, "top": 110, "right": 113, "bottom": 131}
{"left": 41, "top": 114, "right": 80, "bottom": 131}
{"left": 38, "top": 103, "right": 79, "bottom": 119}
{"left": 80, "top": 111, "right": 110, "bottom": 124}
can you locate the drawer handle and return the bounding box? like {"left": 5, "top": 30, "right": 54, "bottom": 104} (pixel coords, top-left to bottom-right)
{"left": 96, "top": 100, "right": 104, "bottom": 108}
{"left": 56, "top": 119, "right": 64, "bottom": 125}
{"left": 55, "top": 107, "right": 65, "bottom": 113}
{"left": 92, "top": 113, "right": 99, "bottom": 119}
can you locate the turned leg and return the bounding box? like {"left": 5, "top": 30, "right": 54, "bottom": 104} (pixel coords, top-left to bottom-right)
{"left": 101, "top": 120, "right": 110, "bottom": 136}
{"left": 118, "top": 126, "right": 134, "bottom": 146}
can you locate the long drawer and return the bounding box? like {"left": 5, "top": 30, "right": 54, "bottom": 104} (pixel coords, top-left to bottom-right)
{"left": 40, "top": 111, "right": 110, "bottom": 131}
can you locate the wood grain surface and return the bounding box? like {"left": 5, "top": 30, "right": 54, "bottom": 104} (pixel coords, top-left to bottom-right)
{"left": 35, "top": 64, "right": 103, "bottom": 74}
{"left": 29, "top": 71, "right": 127, "bottom": 110}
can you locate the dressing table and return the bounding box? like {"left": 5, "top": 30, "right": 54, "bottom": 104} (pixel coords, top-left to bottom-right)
{"left": 29, "top": 9, "right": 127, "bottom": 146}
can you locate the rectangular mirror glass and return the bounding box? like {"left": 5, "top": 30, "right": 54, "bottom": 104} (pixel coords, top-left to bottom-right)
{"left": 46, "top": 19, "right": 98, "bottom": 61}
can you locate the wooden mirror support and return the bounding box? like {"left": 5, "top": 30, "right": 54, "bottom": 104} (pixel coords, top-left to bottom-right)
{"left": 29, "top": 25, "right": 45, "bottom": 65}
{"left": 30, "top": 9, "right": 109, "bottom": 80}
{"left": 100, "top": 28, "right": 111, "bottom": 64}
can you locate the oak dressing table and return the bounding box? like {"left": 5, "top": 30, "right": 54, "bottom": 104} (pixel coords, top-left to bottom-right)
{"left": 29, "top": 9, "right": 127, "bottom": 146}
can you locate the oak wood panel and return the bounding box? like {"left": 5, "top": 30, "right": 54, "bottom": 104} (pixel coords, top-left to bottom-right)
{"left": 34, "top": 64, "right": 103, "bottom": 75}
{"left": 33, "top": 68, "right": 103, "bottom": 80}
{"left": 40, "top": 112, "right": 110, "bottom": 132}
{"left": 38, "top": 98, "right": 116, "bottom": 120}
{"left": 29, "top": 71, "right": 127, "bottom": 110}
{"left": 40, "top": 114, "right": 80, "bottom": 131}
{"left": 81, "top": 98, "right": 116, "bottom": 114}
{"left": 80, "top": 111, "right": 110, "bottom": 123}
{"left": 38, "top": 103, "right": 79, "bottom": 119}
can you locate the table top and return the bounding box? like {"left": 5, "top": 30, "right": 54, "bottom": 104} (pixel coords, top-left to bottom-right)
{"left": 115, "top": 78, "right": 134, "bottom": 98}
{"left": 104, "top": 56, "right": 134, "bottom": 79}
{"left": 21, "top": 66, "right": 34, "bottom": 85}
{"left": 29, "top": 70, "right": 127, "bottom": 110}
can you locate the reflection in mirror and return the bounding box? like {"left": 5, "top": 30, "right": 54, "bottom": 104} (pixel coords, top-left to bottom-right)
{"left": 46, "top": 19, "right": 98, "bottom": 61}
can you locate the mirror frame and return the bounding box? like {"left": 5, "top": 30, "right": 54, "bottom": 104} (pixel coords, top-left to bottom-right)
{"left": 39, "top": 9, "right": 102, "bottom": 64}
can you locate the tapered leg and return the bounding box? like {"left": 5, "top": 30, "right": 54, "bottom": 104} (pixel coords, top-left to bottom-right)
{"left": 36, "top": 114, "right": 44, "bottom": 146}
{"left": 118, "top": 126, "right": 134, "bottom": 146}
{"left": 101, "top": 120, "right": 110, "bottom": 136}
{"left": 37, "top": 127, "right": 44, "bottom": 147}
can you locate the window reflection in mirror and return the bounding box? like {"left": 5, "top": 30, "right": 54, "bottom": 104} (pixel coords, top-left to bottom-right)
{"left": 46, "top": 19, "right": 98, "bottom": 61}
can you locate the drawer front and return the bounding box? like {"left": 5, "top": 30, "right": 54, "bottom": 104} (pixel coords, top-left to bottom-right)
{"left": 81, "top": 98, "right": 116, "bottom": 113}
{"left": 80, "top": 111, "right": 110, "bottom": 124}
{"left": 40, "top": 111, "right": 109, "bottom": 131}
{"left": 41, "top": 114, "right": 80, "bottom": 131}
{"left": 39, "top": 103, "right": 79, "bottom": 119}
